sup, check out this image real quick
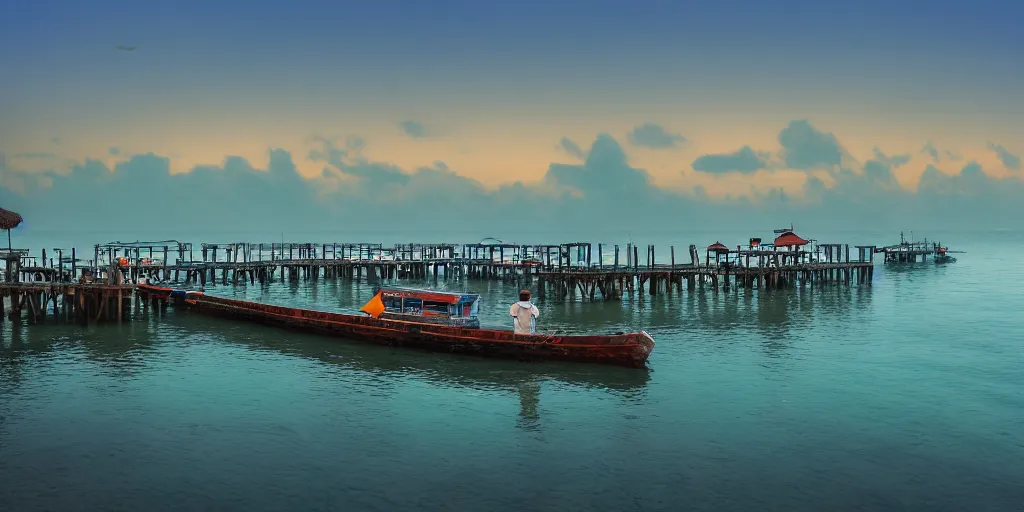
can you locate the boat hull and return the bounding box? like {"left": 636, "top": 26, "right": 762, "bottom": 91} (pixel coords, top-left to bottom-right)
{"left": 137, "top": 284, "right": 654, "bottom": 368}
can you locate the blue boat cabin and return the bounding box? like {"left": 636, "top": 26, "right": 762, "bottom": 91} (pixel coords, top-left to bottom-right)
{"left": 378, "top": 287, "right": 481, "bottom": 328}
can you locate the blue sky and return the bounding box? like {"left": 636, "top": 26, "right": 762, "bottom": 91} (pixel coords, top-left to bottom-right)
{"left": 1, "top": 0, "right": 1023, "bottom": 235}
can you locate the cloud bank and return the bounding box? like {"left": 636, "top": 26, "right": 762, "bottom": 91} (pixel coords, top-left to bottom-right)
{"left": 627, "top": 123, "right": 686, "bottom": 149}
{"left": 987, "top": 142, "right": 1021, "bottom": 171}
{"left": 2, "top": 120, "right": 1022, "bottom": 240}
{"left": 400, "top": 121, "right": 430, "bottom": 138}
{"left": 692, "top": 146, "right": 770, "bottom": 174}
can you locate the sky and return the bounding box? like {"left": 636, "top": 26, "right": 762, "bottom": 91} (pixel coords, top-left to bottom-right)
{"left": 1, "top": 0, "right": 1023, "bottom": 238}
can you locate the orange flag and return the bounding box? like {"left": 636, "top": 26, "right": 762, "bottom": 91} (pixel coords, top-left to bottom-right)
{"left": 360, "top": 291, "right": 386, "bottom": 318}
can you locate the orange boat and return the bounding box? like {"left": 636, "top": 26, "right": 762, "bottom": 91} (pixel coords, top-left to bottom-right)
{"left": 136, "top": 283, "right": 655, "bottom": 368}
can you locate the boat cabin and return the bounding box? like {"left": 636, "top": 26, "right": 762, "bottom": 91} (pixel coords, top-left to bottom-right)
{"left": 378, "top": 287, "right": 481, "bottom": 328}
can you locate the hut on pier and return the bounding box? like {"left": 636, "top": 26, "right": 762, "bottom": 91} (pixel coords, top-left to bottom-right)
{"left": 705, "top": 242, "right": 731, "bottom": 266}
{"left": 1, "top": 207, "right": 23, "bottom": 250}
{"left": 1, "top": 207, "right": 25, "bottom": 283}
{"left": 772, "top": 230, "right": 810, "bottom": 263}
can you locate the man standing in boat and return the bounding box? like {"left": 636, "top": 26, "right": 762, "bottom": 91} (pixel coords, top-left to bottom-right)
{"left": 510, "top": 289, "right": 540, "bottom": 334}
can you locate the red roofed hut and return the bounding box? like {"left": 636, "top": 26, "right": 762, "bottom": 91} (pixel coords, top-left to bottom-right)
{"left": 773, "top": 231, "right": 809, "bottom": 248}
{"left": 705, "top": 241, "right": 730, "bottom": 265}
{"left": 0, "top": 207, "right": 23, "bottom": 250}
{"left": 770, "top": 229, "right": 812, "bottom": 266}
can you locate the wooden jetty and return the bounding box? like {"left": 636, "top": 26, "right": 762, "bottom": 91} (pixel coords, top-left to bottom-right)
{"left": 876, "top": 232, "right": 962, "bottom": 264}
{"left": 0, "top": 282, "right": 137, "bottom": 324}
{"left": 1, "top": 244, "right": 160, "bottom": 324}
{"left": 1, "top": 228, "right": 883, "bottom": 324}
{"left": 534, "top": 230, "right": 876, "bottom": 301}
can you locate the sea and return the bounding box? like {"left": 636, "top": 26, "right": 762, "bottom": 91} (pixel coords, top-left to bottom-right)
{"left": 1, "top": 228, "right": 1023, "bottom": 512}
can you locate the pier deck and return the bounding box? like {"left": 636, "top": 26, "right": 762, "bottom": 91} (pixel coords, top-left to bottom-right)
{"left": 535, "top": 261, "right": 874, "bottom": 300}
{"left": 1, "top": 282, "right": 137, "bottom": 324}
{"left": 1, "top": 231, "right": 886, "bottom": 322}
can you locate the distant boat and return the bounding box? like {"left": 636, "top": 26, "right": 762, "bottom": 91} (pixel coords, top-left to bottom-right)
{"left": 934, "top": 247, "right": 957, "bottom": 264}
{"left": 880, "top": 231, "right": 961, "bottom": 264}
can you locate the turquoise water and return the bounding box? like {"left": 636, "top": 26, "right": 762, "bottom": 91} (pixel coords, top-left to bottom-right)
{"left": 2, "top": 230, "right": 1023, "bottom": 511}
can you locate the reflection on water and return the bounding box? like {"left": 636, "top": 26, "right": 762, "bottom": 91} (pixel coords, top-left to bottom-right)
{"left": 516, "top": 381, "right": 541, "bottom": 431}
{"left": 171, "top": 312, "right": 654, "bottom": 395}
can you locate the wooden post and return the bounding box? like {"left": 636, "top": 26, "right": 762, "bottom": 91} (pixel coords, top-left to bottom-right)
{"left": 107, "top": 248, "right": 114, "bottom": 284}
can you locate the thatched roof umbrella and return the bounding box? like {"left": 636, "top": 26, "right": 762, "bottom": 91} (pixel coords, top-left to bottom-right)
{"left": 706, "top": 242, "right": 729, "bottom": 253}
{"left": 773, "top": 231, "right": 809, "bottom": 247}
{"left": 0, "top": 207, "right": 24, "bottom": 250}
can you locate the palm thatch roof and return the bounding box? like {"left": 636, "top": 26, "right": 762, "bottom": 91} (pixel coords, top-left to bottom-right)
{"left": 706, "top": 241, "right": 729, "bottom": 253}
{"left": 0, "top": 207, "right": 23, "bottom": 231}
{"left": 774, "top": 231, "right": 809, "bottom": 247}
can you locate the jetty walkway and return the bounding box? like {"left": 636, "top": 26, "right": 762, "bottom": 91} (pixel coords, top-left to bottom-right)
{"left": 0, "top": 230, "right": 887, "bottom": 324}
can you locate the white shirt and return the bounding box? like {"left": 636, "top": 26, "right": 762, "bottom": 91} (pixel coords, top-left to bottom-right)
{"left": 510, "top": 300, "right": 540, "bottom": 334}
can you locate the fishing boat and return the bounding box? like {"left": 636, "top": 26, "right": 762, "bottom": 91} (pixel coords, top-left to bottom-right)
{"left": 377, "top": 287, "right": 481, "bottom": 328}
{"left": 934, "top": 247, "right": 957, "bottom": 264}
{"left": 879, "top": 232, "right": 963, "bottom": 264}
{"left": 135, "top": 283, "right": 655, "bottom": 368}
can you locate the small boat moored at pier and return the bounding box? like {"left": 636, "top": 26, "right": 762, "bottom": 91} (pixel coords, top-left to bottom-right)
{"left": 934, "top": 247, "right": 957, "bottom": 264}
{"left": 136, "top": 283, "right": 655, "bottom": 368}
{"left": 369, "top": 287, "right": 481, "bottom": 328}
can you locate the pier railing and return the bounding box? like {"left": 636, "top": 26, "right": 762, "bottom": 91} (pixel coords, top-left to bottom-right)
{"left": 0, "top": 234, "right": 955, "bottom": 324}
{"left": 3, "top": 238, "right": 880, "bottom": 289}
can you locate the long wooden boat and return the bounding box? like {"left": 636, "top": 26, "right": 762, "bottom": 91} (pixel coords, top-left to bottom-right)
{"left": 136, "top": 284, "right": 655, "bottom": 368}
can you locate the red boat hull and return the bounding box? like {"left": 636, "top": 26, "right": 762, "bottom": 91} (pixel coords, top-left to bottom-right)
{"left": 136, "top": 284, "right": 654, "bottom": 368}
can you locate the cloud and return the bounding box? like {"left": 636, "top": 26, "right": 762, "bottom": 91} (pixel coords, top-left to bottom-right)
{"left": 691, "top": 146, "right": 770, "bottom": 174}
{"left": 872, "top": 147, "right": 911, "bottom": 168}
{"left": 558, "top": 137, "right": 586, "bottom": 160}
{"left": 5, "top": 120, "right": 1024, "bottom": 238}
{"left": 108, "top": 147, "right": 121, "bottom": 156}
{"left": 778, "top": 120, "right": 843, "bottom": 171}
{"left": 545, "top": 133, "right": 652, "bottom": 198}
{"left": 919, "top": 141, "right": 965, "bottom": 165}
{"left": 627, "top": 123, "right": 685, "bottom": 149}
{"left": 921, "top": 141, "right": 940, "bottom": 162}
{"left": 309, "top": 137, "right": 411, "bottom": 186}
{"left": 22, "top": 149, "right": 321, "bottom": 234}
{"left": 987, "top": 142, "right": 1021, "bottom": 171}
{"left": 400, "top": 121, "right": 429, "bottom": 138}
